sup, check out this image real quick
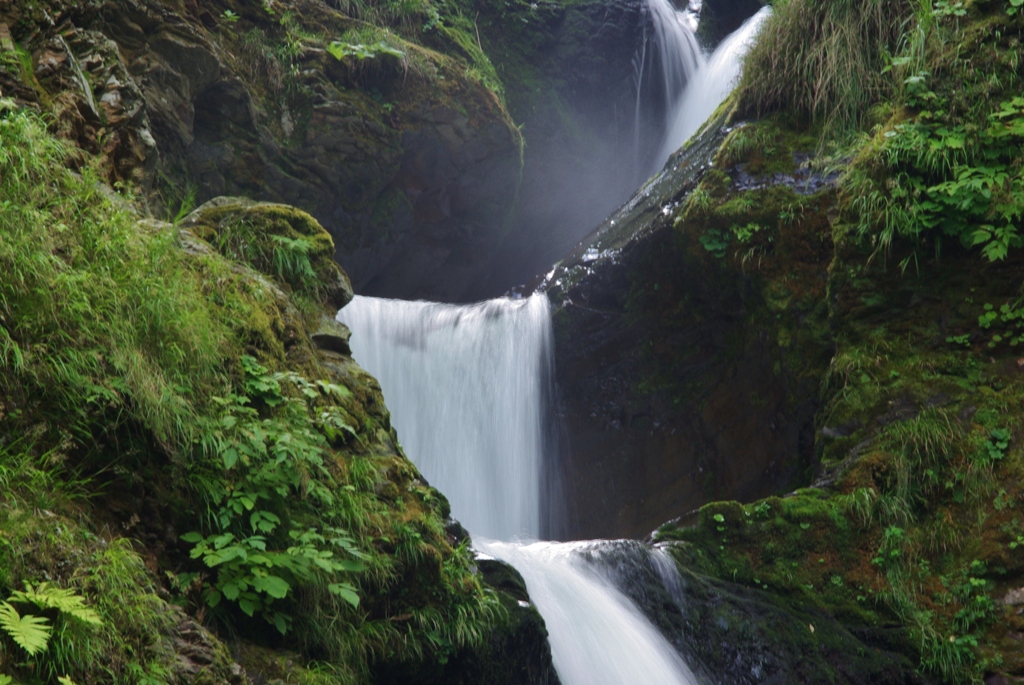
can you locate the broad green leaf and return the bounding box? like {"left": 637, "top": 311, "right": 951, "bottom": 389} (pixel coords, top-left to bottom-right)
{"left": 337, "top": 559, "right": 367, "bottom": 572}
{"left": 273, "top": 612, "right": 290, "bottom": 635}
{"left": 222, "top": 582, "right": 240, "bottom": 601}
{"left": 328, "top": 583, "right": 360, "bottom": 608}
{"left": 238, "top": 598, "right": 257, "bottom": 616}
{"left": 255, "top": 575, "right": 290, "bottom": 599}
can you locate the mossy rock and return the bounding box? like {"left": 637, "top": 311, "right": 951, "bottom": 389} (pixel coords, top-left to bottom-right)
{"left": 181, "top": 197, "right": 354, "bottom": 309}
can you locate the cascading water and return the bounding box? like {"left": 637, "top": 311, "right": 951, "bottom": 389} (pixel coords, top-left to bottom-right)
{"left": 337, "top": 294, "right": 551, "bottom": 540}
{"left": 337, "top": 3, "right": 774, "bottom": 680}
{"left": 338, "top": 294, "right": 696, "bottom": 683}
{"left": 634, "top": 0, "right": 703, "bottom": 179}
{"left": 478, "top": 540, "right": 699, "bottom": 685}
{"left": 655, "top": 6, "right": 772, "bottom": 166}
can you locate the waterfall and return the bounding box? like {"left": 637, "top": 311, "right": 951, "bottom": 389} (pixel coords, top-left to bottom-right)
{"left": 336, "top": 294, "right": 552, "bottom": 540}
{"left": 478, "top": 540, "right": 699, "bottom": 685}
{"left": 656, "top": 6, "right": 773, "bottom": 166}
{"left": 634, "top": 0, "right": 703, "bottom": 179}
{"left": 340, "top": 294, "right": 696, "bottom": 682}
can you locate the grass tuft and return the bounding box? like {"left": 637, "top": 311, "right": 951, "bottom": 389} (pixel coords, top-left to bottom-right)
{"left": 738, "top": 0, "right": 916, "bottom": 139}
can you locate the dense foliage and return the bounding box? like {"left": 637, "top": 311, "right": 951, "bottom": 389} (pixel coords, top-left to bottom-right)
{"left": 0, "top": 104, "right": 500, "bottom": 684}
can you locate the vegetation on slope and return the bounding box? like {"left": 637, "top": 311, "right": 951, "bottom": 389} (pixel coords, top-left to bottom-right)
{"left": 653, "top": 0, "right": 1024, "bottom": 682}
{"left": 0, "top": 102, "right": 500, "bottom": 684}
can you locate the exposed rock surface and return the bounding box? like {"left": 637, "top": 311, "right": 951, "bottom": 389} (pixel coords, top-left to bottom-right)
{"left": 470, "top": 0, "right": 655, "bottom": 297}
{"left": 695, "top": 0, "right": 766, "bottom": 48}
{"left": 542, "top": 110, "right": 834, "bottom": 540}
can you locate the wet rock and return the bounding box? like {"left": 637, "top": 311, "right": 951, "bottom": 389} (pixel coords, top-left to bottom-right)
{"left": 696, "top": 0, "right": 766, "bottom": 48}
{"left": 172, "top": 616, "right": 249, "bottom": 685}
{"left": 1004, "top": 587, "right": 1024, "bottom": 606}
{"left": 540, "top": 111, "right": 834, "bottom": 540}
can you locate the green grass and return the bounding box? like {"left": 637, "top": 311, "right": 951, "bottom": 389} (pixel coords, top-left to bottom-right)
{"left": 738, "top": 0, "right": 916, "bottom": 139}
{"left": 0, "top": 102, "right": 233, "bottom": 451}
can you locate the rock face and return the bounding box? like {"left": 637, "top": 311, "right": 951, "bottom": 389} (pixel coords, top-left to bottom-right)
{"left": 469, "top": 0, "right": 650, "bottom": 297}
{"left": 543, "top": 110, "right": 835, "bottom": 540}
{"left": 470, "top": 0, "right": 767, "bottom": 298}
{"left": 0, "top": 0, "right": 521, "bottom": 302}
{"left": 695, "top": 0, "right": 766, "bottom": 47}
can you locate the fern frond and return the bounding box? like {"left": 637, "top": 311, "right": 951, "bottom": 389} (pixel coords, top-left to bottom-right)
{"left": 0, "top": 600, "right": 52, "bottom": 655}
{"left": 9, "top": 583, "right": 103, "bottom": 626}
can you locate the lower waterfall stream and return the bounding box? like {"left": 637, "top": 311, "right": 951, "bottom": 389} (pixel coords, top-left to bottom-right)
{"left": 338, "top": 295, "right": 699, "bottom": 684}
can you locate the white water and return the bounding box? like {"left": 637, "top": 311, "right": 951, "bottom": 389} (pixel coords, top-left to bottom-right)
{"left": 635, "top": 0, "right": 704, "bottom": 178}
{"left": 656, "top": 5, "right": 773, "bottom": 167}
{"left": 340, "top": 294, "right": 698, "bottom": 683}
{"left": 480, "top": 540, "right": 700, "bottom": 685}
{"left": 337, "top": 294, "right": 551, "bottom": 540}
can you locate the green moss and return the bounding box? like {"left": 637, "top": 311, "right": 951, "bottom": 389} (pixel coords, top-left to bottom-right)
{"left": 184, "top": 198, "right": 353, "bottom": 309}
{"left": 714, "top": 116, "right": 818, "bottom": 175}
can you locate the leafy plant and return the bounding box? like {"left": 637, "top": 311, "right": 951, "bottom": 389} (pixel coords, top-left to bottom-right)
{"left": 0, "top": 583, "right": 102, "bottom": 656}
{"left": 699, "top": 228, "right": 730, "bottom": 259}
{"left": 982, "top": 428, "right": 1010, "bottom": 464}
{"left": 0, "top": 600, "right": 52, "bottom": 655}
{"left": 182, "top": 356, "right": 366, "bottom": 633}
{"left": 733, "top": 222, "right": 765, "bottom": 243}
{"left": 854, "top": 96, "right": 1024, "bottom": 262}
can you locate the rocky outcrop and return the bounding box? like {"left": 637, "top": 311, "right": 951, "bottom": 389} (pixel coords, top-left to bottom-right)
{"left": 375, "top": 555, "right": 561, "bottom": 685}
{"left": 542, "top": 109, "right": 835, "bottom": 539}
{"left": 0, "top": 0, "right": 521, "bottom": 302}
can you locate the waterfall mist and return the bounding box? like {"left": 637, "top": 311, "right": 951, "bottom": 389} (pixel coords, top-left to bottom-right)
{"left": 473, "top": 0, "right": 704, "bottom": 298}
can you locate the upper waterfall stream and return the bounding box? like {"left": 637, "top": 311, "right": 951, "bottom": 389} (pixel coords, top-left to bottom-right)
{"left": 656, "top": 6, "right": 772, "bottom": 167}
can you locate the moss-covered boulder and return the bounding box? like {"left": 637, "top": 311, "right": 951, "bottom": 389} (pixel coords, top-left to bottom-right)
{"left": 181, "top": 196, "right": 354, "bottom": 309}
{"left": 0, "top": 104, "right": 553, "bottom": 684}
